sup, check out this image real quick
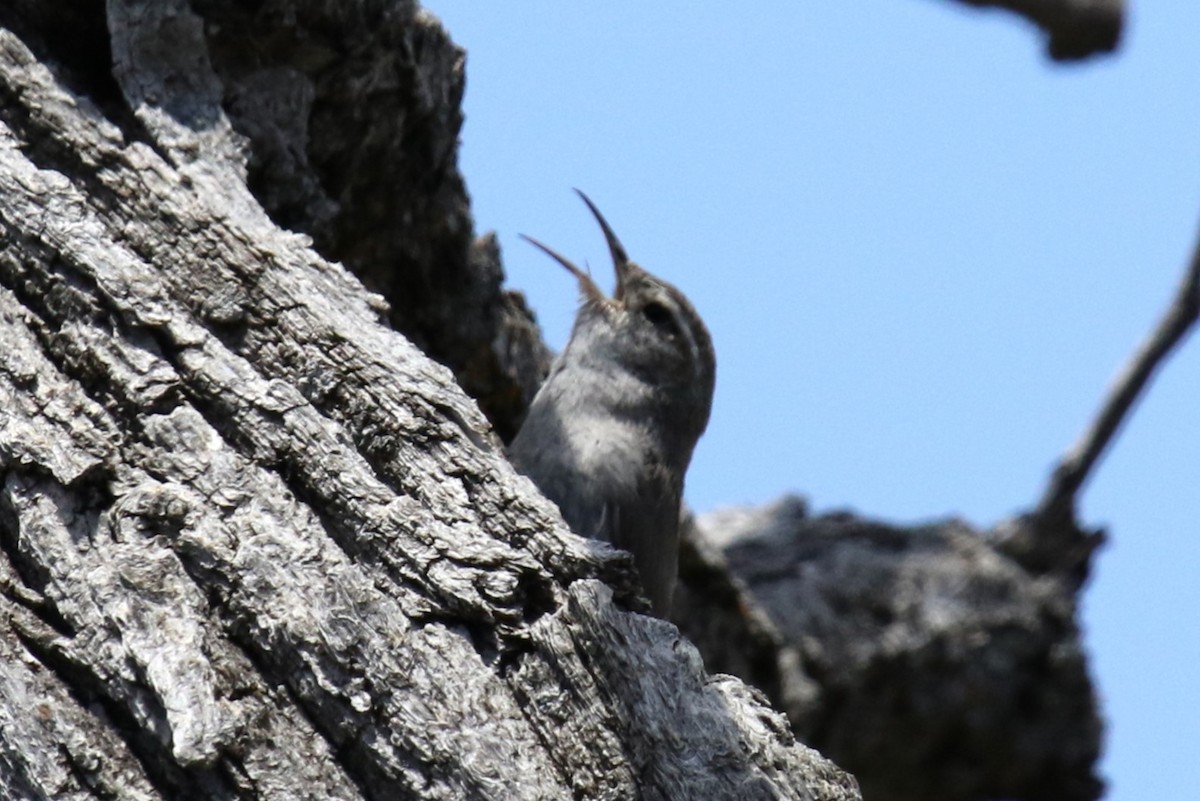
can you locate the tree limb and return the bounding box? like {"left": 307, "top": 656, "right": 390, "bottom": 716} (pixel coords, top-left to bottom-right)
{"left": 950, "top": 0, "right": 1124, "bottom": 60}
{"left": 1036, "top": 230, "right": 1200, "bottom": 526}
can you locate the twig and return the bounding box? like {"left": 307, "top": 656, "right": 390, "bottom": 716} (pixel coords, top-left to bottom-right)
{"left": 1035, "top": 230, "right": 1200, "bottom": 525}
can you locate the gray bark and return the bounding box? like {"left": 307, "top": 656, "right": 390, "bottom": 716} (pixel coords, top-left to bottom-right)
{"left": 0, "top": 2, "right": 1127, "bottom": 800}
{"left": 0, "top": 3, "right": 857, "bottom": 800}
{"left": 675, "top": 503, "right": 1103, "bottom": 801}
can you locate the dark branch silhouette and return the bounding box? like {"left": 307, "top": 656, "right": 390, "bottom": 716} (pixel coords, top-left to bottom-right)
{"left": 954, "top": 0, "right": 1124, "bottom": 60}
{"left": 1036, "top": 228, "right": 1200, "bottom": 526}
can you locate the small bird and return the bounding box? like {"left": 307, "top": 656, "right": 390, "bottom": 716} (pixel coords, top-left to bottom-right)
{"left": 509, "top": 190, "right": 716, "bottom": 616}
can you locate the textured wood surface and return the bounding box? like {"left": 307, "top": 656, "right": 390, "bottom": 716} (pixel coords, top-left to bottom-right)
{"left": 0, "top": 5, "right": 858, "bottom": 799}
{"left": 1, "top": 2, "right": 1126, "bottom": 799}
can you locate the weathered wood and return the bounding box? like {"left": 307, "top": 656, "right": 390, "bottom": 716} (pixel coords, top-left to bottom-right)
{"left": 0, "top": 5, "right": 858, "bottom": 800}
{"left": 687, "top": 499, "right": 1103, "bottom": 801}
{"left": 1, "top": 2, "right": 1129, "bottom": 799}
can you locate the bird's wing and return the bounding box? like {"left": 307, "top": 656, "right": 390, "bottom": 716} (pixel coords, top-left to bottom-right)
{"left": 602, "top": 459, "right": 681, "bottom": 617}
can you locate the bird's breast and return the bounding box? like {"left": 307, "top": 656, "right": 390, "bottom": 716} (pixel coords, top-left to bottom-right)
{"left": 562, "top": 413, "right": 648, "bottom": 489}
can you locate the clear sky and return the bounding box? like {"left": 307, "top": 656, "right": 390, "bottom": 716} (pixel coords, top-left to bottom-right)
{"left": 426, "top": 3, "right": 1200, "bottom": 798}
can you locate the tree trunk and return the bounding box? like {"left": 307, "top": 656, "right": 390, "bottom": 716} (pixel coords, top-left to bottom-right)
{"left": 0, "top": 3, "right": 858, "bottom": 799}
{"left": 1, "top": 2, "right": 1115, "bottom": 800}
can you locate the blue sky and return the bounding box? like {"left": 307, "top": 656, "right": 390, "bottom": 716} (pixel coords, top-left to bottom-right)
{"left": 426, "top": 3, "right": 1200, "bottom": 797}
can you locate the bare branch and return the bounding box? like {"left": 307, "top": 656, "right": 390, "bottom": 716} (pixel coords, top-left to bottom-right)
{"left": 950, "top": 0, "right": 1124, "bottom": 61}
{"left": 1036, "top": 229, "right": 1200, "bottom": 525}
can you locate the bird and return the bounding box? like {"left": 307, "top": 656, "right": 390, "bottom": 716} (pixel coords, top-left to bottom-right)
{"left": 509, "top": 190, "right": 716, "bottom": 616}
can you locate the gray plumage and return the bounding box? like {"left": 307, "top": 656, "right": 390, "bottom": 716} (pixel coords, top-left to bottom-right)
{"left": 509, "top": 191, "right": 716, "bottom": 616}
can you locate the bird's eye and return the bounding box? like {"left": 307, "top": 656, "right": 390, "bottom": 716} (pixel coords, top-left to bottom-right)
{"left": 641, "top": 302, "right": 675, "bottom": 332}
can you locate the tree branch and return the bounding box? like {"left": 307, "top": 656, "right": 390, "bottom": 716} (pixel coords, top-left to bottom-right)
{"left": 950, "top": 0, "right": 1124, "bottom": 60}
{"left": 1036, "top": 230, "right": 1200, "bottom": 526}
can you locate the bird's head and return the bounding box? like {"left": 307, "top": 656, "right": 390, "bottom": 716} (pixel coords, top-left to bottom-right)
{"left": 521, "top": 190, "right": 716, "bottom": 443}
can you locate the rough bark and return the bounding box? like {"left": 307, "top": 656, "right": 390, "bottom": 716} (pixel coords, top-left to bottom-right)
{"left": 0, "top": 2, "right": 1129, "bottom": 801}
{"left": 676, "top": 502, "right": 1103, "bottom": 801}
{"left": 0, "top": 3, "right": 857, "bottom": 800}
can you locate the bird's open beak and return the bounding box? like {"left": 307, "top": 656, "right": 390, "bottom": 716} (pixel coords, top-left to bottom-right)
{"left": 518, "top": 233, "right": 607, "bottom": 306}
{"left": 574, "top": 189, "right": 634, "bottom": 302}
{"left": 520, "top": 190, "right": 635, "bottom": 308}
